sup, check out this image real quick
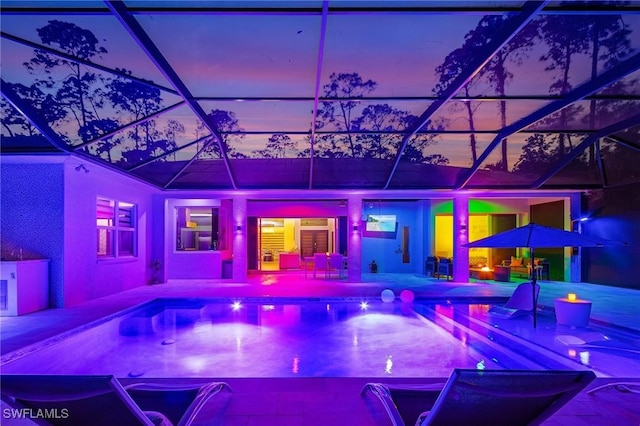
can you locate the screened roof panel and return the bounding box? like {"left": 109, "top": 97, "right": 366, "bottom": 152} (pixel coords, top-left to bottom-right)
{"left": 228, "top": 134, "right": 310, "bottom": 159}
{"left": 314, "top": 100, "right": 433, "bottom": 132}
{"left": 0, "top": 14, "right": 173, "bottom": 88}
{"left": 408, "top": 133, "right": 501, "bottom": 169}
{"left": 136, "top": 13, "right": 322, "bottom": 98}
{"left": 594, "top": 69, "right": 640, "bottom": 95}
{"left": 600, "top": 134, "right": 640, "bottom": 187}
{"left": 463, "top": 133, "right": 593, "bottom": 188}
{"left": 463, "top": 13, "right": 640, "bottom": 97}
{"left": 540, "top": 149, "right": 602, "bottom": 189}
{"left": 0, "top": 99, "right": 54, "bottom": 151}
{"left": 197, "top": 100, "right": 315, "bottom": 133}
{"left": 322, "top": 12, "right": 490, "bottom": 98}
{"left": 78, "top": 104, "right": 209, "bottom": 166}
{"left": 431, "top": 100, "right": 552, "bottom": 132}
{"left": 526, "top": 100, "right": 640, "bottom": 132}
{"left": 2, "top": 1, "right": 639, "bottom": 191}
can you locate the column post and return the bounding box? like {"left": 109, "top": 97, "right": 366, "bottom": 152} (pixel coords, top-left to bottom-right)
{"left": 232, "top": 196, "right": 248, "bottom": 282}
{"left": 347, "top": 195, "right": 362, "bottom": 282}
{"left": 453, "top": 195, "right": 470, "bottom": 282}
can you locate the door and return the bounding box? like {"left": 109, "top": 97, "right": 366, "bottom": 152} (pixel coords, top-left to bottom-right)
{"left": 300, "top": 230, "right": 329, "bottom": 258}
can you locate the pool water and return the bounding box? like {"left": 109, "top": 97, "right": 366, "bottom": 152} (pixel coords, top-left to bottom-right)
{"left": 2, "top": 298, "right": 637, "bottom": 378}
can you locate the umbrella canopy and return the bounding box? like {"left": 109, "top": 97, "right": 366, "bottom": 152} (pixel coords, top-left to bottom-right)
{"left": 464, "top": 223, "right": 623, "bottom": 327}
{"left": 465, "top": 223, "right": 623, "bottom": 249}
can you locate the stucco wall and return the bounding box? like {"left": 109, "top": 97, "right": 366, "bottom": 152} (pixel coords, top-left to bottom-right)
{"left": 583, "top": 186, "right": 640, "bottom": 289}
{"left": 1, "top": 159, "right": 65, "bottom": 307}
{"left": 62, "top": 159, "right": 157, "bottom": 306}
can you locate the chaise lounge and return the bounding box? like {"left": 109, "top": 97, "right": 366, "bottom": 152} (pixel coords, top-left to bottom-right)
{"left": 362, "top": 368, "right": 596, "bottom": 426}
{"left": 0, "top": 374, "right": 232, "bottom": 426}
{"left": 488, "top": 282, "right": 541, "bottom": 319}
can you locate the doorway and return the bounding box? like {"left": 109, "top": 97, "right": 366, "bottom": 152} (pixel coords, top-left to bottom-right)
{"left": 254, "top": 218, "right": 337, "bottom": 271}
{"left": 300, "top": 230, "right": 329, "bottom": 258}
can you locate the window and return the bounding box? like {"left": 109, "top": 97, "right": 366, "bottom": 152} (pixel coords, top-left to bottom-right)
{"left": 175, "top": 207, "right": 220, "bottom": 251}
{"left": 97, "top": 198, "right": 136, "bottom": 258}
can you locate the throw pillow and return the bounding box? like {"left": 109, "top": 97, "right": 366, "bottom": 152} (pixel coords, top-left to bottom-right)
{"left": 510, "top": 256, "right": 522, "bottom": 267}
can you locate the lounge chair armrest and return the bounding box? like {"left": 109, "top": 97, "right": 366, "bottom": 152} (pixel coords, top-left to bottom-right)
{"left": 362, "top": 383, "right": 445, "bottom": 426}
{"left": 125, "top": 382, "right": 232, "bottom": 426}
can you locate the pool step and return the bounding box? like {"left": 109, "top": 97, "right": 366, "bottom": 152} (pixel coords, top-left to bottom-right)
{"left": 118, "top": 306, "right": 164, "bottom": 336}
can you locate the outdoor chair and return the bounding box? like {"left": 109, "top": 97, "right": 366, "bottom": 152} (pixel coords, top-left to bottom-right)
{"left": 327, "top": 253, "right": 345, "bottom": 278}
{"left": 362, "top": 368, "right": 596, "bottom": 426}
{"left": 0, "top": 374, "right": 232, "bottom": 426}
{"left": 313, "top": 252, "right": 328, "bottom": 278}
{"left": 488, "top": 281, "right": 540, "bottom": 319}
{"left": 436, "top": 258, "right": 452, "bottom": 280}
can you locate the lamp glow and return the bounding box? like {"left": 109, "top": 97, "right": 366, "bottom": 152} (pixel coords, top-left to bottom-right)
{"left": 567, "top": 293, "right": 577, "bottom": 302}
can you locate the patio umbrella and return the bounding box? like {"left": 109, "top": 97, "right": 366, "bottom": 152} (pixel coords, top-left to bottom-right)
{"left": 464, "top": 223, "right": 624, "bottom": 327}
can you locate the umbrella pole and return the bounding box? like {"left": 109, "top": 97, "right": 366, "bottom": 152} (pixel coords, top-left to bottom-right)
{"left": 531, "top": 247, "right": 537, "bottom": 328}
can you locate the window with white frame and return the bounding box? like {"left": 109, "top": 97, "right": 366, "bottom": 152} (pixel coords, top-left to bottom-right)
{"left": 97, "top": 197, "right": 136, "bottom": 258}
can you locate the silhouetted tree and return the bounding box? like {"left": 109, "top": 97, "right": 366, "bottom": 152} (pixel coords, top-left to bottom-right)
{"left": 253, "top": 133, "right": 296, "bottom": 158}
{"left": 434, "top": 48, "right": 482, "bottom": 163}
{"left": 108, "top": 77, "right": 162, "bottom": 150}
{"left": 583, "top": 8, "right": 634, "bottom": 165}
{"left": 314, "top": 72, "right": 376, "bottom": 157}
{"left": 512, "top": 133, "right": 555, "bottom": 173}
{"left": 24, "top": 20, "right": 108, "bottom": 141}
{"left": 1, "top": 82, "right": 67, "bottom": 139}
{"left": 198, "top": 109, "right": 245, "bottom": 159}
{"left": 314, "top": 72, "right": 443, "bottom": 163}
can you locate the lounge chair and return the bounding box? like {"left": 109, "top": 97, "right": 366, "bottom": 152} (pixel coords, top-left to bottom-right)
{"left": 362, "top": 368, "right": 596, "bottom": 426}
{"left": 488, "top": 282, "right": 540, "bottom": 319}
{"left": 0, "top": 375, "right": 232, "bottom": 426}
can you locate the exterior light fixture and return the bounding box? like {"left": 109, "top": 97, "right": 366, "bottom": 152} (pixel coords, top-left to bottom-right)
{"left": 236, "top": 225, "right": 242, "bottom": 231}
{"left": 353, "top": 224, "right": 359, "bottom": 231}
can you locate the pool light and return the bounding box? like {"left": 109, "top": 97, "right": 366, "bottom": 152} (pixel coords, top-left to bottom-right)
{"left": 360, "top": 301, "right": 369, "bottom": 310}
{"left": 232, "top": 301, "right": 242, "bottom": 311}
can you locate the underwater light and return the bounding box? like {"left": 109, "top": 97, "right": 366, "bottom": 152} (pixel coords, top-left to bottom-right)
{"left": 232, "top": 301, "right": 242, "bottom": 311}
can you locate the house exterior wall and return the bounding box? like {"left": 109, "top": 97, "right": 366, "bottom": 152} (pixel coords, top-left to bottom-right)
{"left": 62, "top": 160, "right": 157, "bottom": 306}
{"left": 583, "top": 186, "right": 640, "bottom": 289}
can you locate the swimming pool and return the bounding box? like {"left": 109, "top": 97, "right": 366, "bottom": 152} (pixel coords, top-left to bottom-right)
{"left": 1, "top": 297, "right": 635, "bottom": 378}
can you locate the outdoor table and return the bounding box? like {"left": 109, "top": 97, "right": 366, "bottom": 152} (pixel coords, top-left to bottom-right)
{"left": 554, "top": 297, "right": 592, "bottom": 327}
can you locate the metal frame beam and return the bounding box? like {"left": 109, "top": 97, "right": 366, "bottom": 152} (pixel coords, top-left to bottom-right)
{"left": 456, "top": 52, "right": 640, "bottom": 189}
{"left": 1, "top": 78, "right": 71, "bottom": 153}
{"left": 104, "top": 0, "right": 237, "bottom": 189}
{"left": 383, "top": 0, "right": 548, "bottom": 189}
{"left": 308, "top": 0, "right": 329, "bottom": 189}
{"left": 606, "top": 135, "right": 640, "bottom": 152}
{"left": 1, "top": 31, "right": 177, "bottom": 95}
{"left": 127, "top": 135, "right": 211, "bottom": 172}
{"left": 72, "top": 102, "right": 185, "bottom": 150}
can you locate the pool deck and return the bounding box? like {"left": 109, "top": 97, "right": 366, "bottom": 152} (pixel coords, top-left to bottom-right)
{"left": 1, "top": 272, "right": 639, "bottom": 425}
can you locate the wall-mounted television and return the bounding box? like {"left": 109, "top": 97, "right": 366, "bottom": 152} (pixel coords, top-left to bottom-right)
{"left": 365, "top": 215, "right": 397, "bottom": 232}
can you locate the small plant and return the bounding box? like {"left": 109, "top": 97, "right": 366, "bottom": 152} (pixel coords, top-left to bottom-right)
{"left": 150, "top": 259, "right": 161, "bottom": 284}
